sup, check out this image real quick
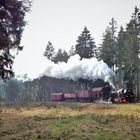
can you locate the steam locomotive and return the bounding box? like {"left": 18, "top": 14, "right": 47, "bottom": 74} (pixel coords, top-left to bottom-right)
{"left": 50, "top": 87, "right": 135, "bottom": 103}
{"left": 112, "top": 88, "right": 134, "bottom": 103}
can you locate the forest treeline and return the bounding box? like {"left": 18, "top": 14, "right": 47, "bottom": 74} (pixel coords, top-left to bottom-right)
{"left": 0, "top": 76, "right": 86, "bottom": 103}
{"left": 0, "top": 3, "right": 140, "bottom": 102}
{"left": 43, "top": 7, "right": 140, "bottom": 99}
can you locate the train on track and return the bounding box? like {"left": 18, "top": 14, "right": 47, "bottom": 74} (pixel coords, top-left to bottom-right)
{"left": 50, "top": 87, "right": 135, "bottom": 103}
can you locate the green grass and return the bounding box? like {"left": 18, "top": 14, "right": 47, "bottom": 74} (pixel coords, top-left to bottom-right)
{"left": 0, "top": 103, "right": 140, "bottom": 140}
{"left": 50, "top": 115, "right": 117, "bottom": 140}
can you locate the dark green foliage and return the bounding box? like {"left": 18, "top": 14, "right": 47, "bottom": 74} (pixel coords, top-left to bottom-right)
{"left": 53, "top": 49, "right": 70, "bottom": 63}
{"left": 99, "top": 18, "right": 117, "bottom": 70}
{"left": 122, "top": 7, "right": 140, "bottom": 93}
{"left": 69, "top": 45, "right": 76, "bottom": 56}
{"left": 75, "top": 26, "right": 97, "bottom": 59}
{"left": 43, "top": 41, "right": 55, "bottom": 61}
{"left": 100, "top": 28, "right": 114, "bottom": 67}
{"left": 116, "top": 26, "right": 126, "bottom": 66}
{"left": 0, "top": 0, "right": 31, "bottom": 80}
{"left": 5, "top": 79, "right": 22, "bottom": 101}
{"left": 116, "top": 26, "right": 126, "bottom": 88}
{"left": 44, "top": 42, "right": 70, "bottom": 63}
{"left": 99, "top": 12, "right": 140, "bottom": 98}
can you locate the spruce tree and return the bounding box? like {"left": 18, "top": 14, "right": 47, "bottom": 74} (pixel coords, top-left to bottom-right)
{"left": 100, "top": 18, "right": 117, "bottom": 70}
{"left": 116, "top": 26, "right": 126, "bottom": 88}
{"left": 123, "top": 7, "right": 140, "bottom": 97}
{"left": 44, "top": 41, "right": 55, "bottom": 61}
{"left": 75, "top": 27, "right": 97, "bottom": 59}
{"left": 69, "top": 45, "right": 75, "bottom": 56}
{"left": 62, "top": 50, "right": 70, "bottom": 62}
{"left": 0, "top": 0, "right": 31, "bottom": 80}
{"left": 53, "top": 49, "right": 69, "bottom": 63}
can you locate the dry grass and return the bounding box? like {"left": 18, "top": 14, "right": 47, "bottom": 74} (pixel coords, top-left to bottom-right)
{"left": 0, "top": 102, "right": 140, "bottom": 140}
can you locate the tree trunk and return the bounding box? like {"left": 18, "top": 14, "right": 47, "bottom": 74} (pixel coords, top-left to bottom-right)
{"left": 136, "top": 69, "right": 140, "bottom": 100}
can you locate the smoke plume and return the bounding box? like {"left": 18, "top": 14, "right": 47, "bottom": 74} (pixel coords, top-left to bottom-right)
{"left": 42, "top": 55, "right": 116, "bottom": 88}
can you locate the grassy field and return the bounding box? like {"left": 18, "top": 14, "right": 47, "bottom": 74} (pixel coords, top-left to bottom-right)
{"left": 0, "top": 102, "right": 140, "bottom": 140}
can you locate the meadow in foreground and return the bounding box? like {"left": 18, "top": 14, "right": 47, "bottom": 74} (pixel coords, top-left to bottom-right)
{"left": 0, "top": 102, "right": 140, "bottom": 140}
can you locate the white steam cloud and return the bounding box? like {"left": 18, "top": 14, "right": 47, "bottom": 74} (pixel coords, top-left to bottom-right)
{"left": 42, "top": 55, "right": 116, "bottom": 88}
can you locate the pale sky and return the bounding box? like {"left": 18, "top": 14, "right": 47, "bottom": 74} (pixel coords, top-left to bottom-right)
{"left": 13, "top": 0, "right": 140, "bottom": 79}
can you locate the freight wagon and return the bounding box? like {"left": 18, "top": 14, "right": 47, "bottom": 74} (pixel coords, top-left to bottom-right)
{"left": 50, "top": 87, "right": 134, "bottom": 103}
{"left": 64, "top": 93, "right": 78, "bottom": 101}
{"left": 50, "top": 87, "right": 112, "bottom": 102}
{"left": 50, "top": 93, "right": 64, "bottom": 101}
{"left": 77, "top": 90, "right": 92, "bottom": 101}
{"left": 90, "top": 87, "right": 111, "bottom": 101}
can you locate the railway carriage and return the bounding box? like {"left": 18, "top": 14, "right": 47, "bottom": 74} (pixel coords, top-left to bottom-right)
{"left": 50, "top": 86, "right": 134, "bottom": 103}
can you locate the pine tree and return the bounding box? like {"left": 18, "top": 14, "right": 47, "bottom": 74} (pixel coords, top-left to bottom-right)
{"left": 117, "top": 27, "right": 126, "bottom": 65}
{"left": 116, "top": 26, "right": 126, "bottom": 88}
{"left": 44, "top": 41, "right": 55, "bottom": 61}
{"left": 100, "top": 28, "right": 114, "bottom": 68}
{"left": 53, "top": 49, "right": 69, "bottom": 63}
{"left": 75, "top": 27, "right": 97, "bottom": 59}
{"left": 123, "top": 7, "right": 140, "bottom": 97}
{"left": 0, "top": 0, "right": 31, "bottom": 80}
{"left": 62, "top": 50, "right": 70, "bottom": 62}
{"left": 69, "top": 45, "right": 75, "bottom": 56}
{"left": 100, "top": 18, "right": 117, "bottom": 70}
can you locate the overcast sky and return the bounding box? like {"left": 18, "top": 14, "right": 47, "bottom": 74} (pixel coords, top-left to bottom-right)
{"left": 13, "top": 0, "right": 140, "bottom": 79}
